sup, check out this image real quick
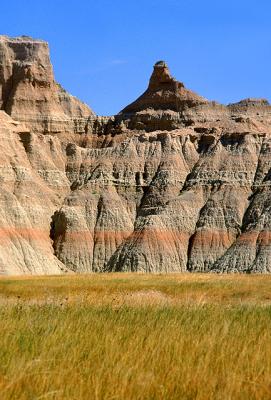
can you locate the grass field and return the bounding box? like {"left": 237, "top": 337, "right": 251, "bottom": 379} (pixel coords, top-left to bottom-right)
{"left": 0, "top": 273, "right": 271, "bottom": 400}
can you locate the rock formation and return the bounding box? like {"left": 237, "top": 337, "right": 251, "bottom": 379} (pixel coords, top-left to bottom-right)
{"left": 0, "top": 35, "right": 271, "bottom": 275}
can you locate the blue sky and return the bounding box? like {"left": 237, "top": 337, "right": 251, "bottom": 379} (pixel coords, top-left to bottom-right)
{"left": 1, "top": 0, "right": 270, "bottom": 115}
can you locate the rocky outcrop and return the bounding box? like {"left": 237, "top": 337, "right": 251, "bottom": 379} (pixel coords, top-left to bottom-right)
{"left": 0, "top": 111, "right": 69, "bottom": 274}
{"left": 0, "top": 35, "right": 94, "bottom": 139}
{"left": 0, "top": 36, "right": 271, "bottom": 275}
{"left": 117, "top": 61, "right": 208, "bottom": 132}
{"left": 122, "top": 60, "right": 207, "bottom": 113}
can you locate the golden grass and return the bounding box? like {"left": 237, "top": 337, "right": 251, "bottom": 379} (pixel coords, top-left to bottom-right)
{"left": 0, "top": 274, "right": 271, "bottom": 399}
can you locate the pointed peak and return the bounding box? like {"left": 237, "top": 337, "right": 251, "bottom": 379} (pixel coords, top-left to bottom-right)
{"left": 148, "top": 60, "right": 184, "bottom": 90}
{"left": 120, "top": 61, "right": 207, "bottom": 114}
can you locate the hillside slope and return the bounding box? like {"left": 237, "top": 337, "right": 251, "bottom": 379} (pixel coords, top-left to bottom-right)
{"left": 1, "top": 36, "right": 271, "bottom": 274}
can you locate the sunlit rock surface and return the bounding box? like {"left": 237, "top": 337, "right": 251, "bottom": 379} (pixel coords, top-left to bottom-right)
{"left": 1, "top": 37, "right": 271, "bottom": 274}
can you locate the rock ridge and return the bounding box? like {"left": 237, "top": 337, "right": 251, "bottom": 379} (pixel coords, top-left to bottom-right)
{"left": 0, "top": 35, "right": 271, "bottom": 274}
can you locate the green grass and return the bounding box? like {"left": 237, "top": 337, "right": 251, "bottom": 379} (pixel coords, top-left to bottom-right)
{"left": 0, "top": 274, "right": 271, "bottom": 399}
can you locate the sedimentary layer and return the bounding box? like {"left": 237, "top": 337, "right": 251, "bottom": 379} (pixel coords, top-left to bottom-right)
{"left": 0, "top": 36, "right": 271, "bottom": 274}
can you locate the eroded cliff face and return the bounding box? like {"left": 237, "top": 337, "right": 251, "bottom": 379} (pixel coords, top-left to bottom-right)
{"left": 0, "top": 36, "right": 271, "bottom": 275}
{"left": 0, "top": 36, "right": 93, "bottom": 139}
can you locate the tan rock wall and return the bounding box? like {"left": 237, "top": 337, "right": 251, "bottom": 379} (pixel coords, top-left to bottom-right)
{"left": 1, "top": 37, "right": 271, "bottom": 274}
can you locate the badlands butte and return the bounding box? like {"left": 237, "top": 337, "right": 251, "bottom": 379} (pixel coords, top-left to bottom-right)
{"left": 0, "top": 36, "right": 271, "bottom": 275}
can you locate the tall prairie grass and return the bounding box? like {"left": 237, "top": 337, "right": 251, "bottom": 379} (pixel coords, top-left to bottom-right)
{"left": 0, "top": 274, "right": 270, "bottom": 400}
